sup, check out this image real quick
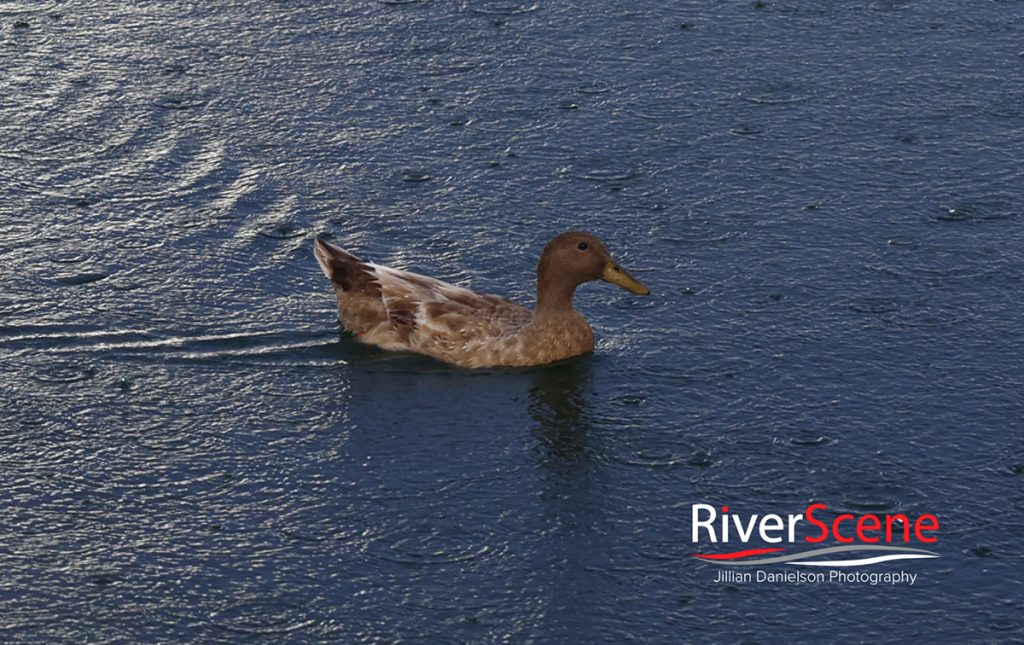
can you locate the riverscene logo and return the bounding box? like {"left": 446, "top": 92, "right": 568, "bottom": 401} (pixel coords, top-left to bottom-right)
{"left": 690, "top": 503, "right": 940, "bottom": 586}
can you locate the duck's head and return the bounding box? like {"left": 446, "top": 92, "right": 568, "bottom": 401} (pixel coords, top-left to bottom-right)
{"left": 537, "top": 231, "right": 650, "bottom": 309}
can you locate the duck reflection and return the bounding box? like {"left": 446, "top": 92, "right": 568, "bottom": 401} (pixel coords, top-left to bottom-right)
{"left": 527, "top": 357, "right": 594, "bottom": 461}
{"left": 526, "top": 357, "right": 608, "bottom": 642}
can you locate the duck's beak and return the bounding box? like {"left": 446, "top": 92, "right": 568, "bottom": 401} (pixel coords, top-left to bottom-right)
{"left": 601, "top": 259, "right": 650, "bottom": 295}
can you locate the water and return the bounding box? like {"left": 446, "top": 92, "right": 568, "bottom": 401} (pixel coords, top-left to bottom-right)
{"left": 1, "top": 0, "right": 1022, "bottom": 641}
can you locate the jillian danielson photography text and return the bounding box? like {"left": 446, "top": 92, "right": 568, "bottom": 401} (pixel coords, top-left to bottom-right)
{"left": 713, "top": 570, "right": 920, "bottom": 586}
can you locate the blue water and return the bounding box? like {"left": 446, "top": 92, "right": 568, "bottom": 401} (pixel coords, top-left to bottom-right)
{"left": 1, "top": 0, "right": 1022, "bottom": 641}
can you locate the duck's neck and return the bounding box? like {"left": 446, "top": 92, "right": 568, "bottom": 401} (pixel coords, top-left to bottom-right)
{"left": 535, "top": 267, "right": 579, "bottom": 320}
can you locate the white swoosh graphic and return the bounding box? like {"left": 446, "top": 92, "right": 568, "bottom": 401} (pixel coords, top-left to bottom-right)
{"left": 786, "top": 553, "right": 940, "bottom": 567}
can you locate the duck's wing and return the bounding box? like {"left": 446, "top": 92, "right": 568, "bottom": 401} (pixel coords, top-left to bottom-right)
{"left": 315, "top": 239, "right": 531, "bottom": 355}
{"left": 368, "top": 263, "right": 532, "bottom": 350}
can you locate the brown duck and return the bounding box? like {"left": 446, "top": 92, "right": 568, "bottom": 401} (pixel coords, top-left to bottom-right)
{"left": 314, "top": 231, "right": 650, "bottom": 368}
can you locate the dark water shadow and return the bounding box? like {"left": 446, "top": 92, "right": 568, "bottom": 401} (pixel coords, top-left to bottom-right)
{"left": 527, "top": 358, "right": 594, "bottom": 462}
{"left": 526, "top": 357, "right": 619, "bottom": 640}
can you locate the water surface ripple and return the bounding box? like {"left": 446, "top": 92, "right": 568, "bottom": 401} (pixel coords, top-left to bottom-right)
{"left": 1, "top": 0, "right": 1022, "bottom": 641}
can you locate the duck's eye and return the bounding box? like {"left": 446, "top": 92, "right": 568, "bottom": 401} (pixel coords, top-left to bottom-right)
{"left": 577, "top": 242, "right": 589, "bottom": 251}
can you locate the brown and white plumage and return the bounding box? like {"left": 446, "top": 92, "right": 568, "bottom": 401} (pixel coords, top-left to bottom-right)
{"left": 314, "top": 232, "right": 649, "bottom": 369}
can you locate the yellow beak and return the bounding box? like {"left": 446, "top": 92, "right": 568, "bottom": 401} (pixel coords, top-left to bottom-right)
{"left": 601, "top": 260, "right": 650, "bottom": 295}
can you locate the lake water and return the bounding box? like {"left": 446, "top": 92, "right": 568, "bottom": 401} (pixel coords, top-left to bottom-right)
{"left": 1, "top": 0, "right": 1022, "bottom": 641}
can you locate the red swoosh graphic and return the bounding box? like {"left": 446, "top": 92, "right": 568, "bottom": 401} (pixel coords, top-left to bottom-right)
{"left": 692, "top": 548, "right": 786, "bottom": 560}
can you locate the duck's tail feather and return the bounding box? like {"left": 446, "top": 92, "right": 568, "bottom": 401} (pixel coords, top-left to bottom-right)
{"left": 314, "top": 238, "right": 381, "bottom": 296}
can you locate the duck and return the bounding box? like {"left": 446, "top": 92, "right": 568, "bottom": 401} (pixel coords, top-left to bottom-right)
{"left": 314, "top": 231, "right": 650, "bottom": 369}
